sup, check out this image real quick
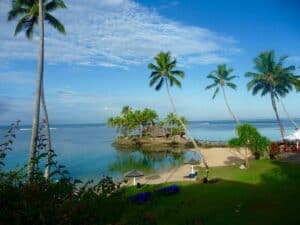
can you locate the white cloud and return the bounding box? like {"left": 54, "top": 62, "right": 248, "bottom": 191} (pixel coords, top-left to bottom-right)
{"left": 0, "top": 0, "right": 240, "bottom": 69}
{"left": 186, "top": 54, "right": 230, "bottom": 65}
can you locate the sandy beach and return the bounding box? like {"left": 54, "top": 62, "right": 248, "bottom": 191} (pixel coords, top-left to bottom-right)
{"left": 134, "top": 147, "right": 251, "bottom": 185}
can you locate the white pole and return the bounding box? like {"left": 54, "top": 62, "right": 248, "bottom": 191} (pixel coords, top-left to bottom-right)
{"left": 133, "top": 177, "right": 136, "bottom": 185}
{"left": 191, "top": 165, "right": 194, "bottom": 173}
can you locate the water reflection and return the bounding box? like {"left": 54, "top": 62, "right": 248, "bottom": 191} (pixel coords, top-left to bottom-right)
{"left": 108, "top": 148, "right": 186, "bottom": 176}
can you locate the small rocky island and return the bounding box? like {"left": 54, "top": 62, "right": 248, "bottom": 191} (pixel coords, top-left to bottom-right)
{"left": 108, "top": 106, "right": 227, "bottom": 151}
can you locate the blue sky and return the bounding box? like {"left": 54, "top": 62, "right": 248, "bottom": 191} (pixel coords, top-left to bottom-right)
{"left": 0, "top": 0, "right": 299, "bottom": 125}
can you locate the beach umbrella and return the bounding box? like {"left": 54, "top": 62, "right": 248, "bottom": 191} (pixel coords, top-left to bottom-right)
{"left": 125, "top": 169, "right": 144, "bottom": 185}
{"left": 185, "top": 158, "right": 200, "bottom": 173}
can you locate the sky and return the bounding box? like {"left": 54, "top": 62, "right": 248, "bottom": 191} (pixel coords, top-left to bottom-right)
{"left": 0, "top": 0, "right": 299, "bottom": 125}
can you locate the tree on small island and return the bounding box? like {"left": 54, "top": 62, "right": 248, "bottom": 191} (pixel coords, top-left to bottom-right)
{"left": 107, "top": 107, "right": 188, "bottom": 139}
{"left": 162, "top": 113, "right": 187, "bottom": 137}
{"left": 107, "top": 106, "right": 158, "bottom": 138}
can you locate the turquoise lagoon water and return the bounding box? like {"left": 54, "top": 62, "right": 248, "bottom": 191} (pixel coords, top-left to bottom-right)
{"left": 0, "top": 119, "right": 298, "bottom": 180}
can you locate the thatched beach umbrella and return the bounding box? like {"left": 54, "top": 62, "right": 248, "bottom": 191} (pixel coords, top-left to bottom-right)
{"left": 185, "top": 158, "right": 200, "bottom": 173}
{"left": 125, "top": 169, "right": 144, "bottom": 185}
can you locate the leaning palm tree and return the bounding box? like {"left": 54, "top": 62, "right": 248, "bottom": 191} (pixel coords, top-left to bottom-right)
{"left": 8, "top": 0, "right": 66, "bottom": 181}
{"left": 148, "top": 51, "right": 209, "bottom": 173}
{"left": 205, "top": 64, "right": 239, "bottom": 124}
{"left": 279, "top": 98, "right": 299, "bottom": 129}
{"left": 245, "top": 50, "right": 297, "bottom": 139}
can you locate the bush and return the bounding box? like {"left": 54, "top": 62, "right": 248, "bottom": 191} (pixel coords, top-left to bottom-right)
{"left": 0, "top": 122, "right": 126, "bottom": 225}
{"left": 229, "top": 124, "right": 271, "bottom": 160}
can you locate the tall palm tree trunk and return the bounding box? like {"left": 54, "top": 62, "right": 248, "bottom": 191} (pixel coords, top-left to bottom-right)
{"left": 221, "top": 86, "right": 239, "bottom": 124}
{"left": 271, "top": 92, "right": 285, "bottom": 139}
{"left": 41, "top": 84, "right": 52, "bottom": 179}
{"left": 28, "top": 0, "right": 44, "bottom": 182}
{"left": 280, "top": 97, "right": 299, "bottom": 129}
{"left": 165, "top": 80, "right": 209, "bottom": 173}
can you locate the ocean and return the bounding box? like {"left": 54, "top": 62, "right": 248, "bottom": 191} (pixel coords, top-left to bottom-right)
{"left": 0, "top": 119, "right": 298, "bottom": 180}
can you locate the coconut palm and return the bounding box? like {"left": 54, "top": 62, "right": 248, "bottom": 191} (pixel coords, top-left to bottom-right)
{"left": 245, "top": 50, "right": 297, "bottom": 139}
{"left": 8, "top": 0, "right": 66, "bottom": 181}
{"left": 165, "top": 113, "right": 178, "bottom": 136}
{"left": 107, "top": 116, "right": 124, "bottom": 138}
{"left": 134, "top": 110, "right": 144, "bottom": 138}
{"left": 148, "top": 51, "right": 209, "bottom": 172}
{"left": 279, "top": 98, "right": 299, "bottom": 129}
{"left": 206, "top": 64, "right": 239, "bottom": 124}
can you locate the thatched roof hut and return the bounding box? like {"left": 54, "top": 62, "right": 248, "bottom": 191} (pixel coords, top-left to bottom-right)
{"left": 148, "top": 125, "right": 170, "bottom": 137}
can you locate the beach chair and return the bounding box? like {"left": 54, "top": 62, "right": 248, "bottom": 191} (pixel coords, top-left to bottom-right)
{"left": 188, "top": 171, "right": 198, "bottom": 178}
{"left": 184, "top": 171, "right": 198, "bottom": 179}
{"left": 155, "top": 184, "right": 180, "bottom": 195}
{"left": 128, "top": 191, "right": 152, "bottom": 204}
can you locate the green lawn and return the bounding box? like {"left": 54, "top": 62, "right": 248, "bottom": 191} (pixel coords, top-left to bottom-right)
{"left": 119, "top": 160, "right": 300, "bottom": 225}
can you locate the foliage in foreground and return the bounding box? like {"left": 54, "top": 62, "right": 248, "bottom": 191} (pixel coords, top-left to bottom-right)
{"left": 0, "top": 123, "right": 124, "bottom": 225}
{"left": 229, "top": 124, "right": 271, "bottom": 161}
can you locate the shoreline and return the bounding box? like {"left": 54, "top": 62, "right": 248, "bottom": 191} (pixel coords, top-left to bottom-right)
{"left": 127, "top": 147, "right": 251, "bottom": 185}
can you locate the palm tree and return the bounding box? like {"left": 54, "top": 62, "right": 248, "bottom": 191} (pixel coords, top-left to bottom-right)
{"left": 107, "top": 116, "right": 124, "bottom": 138}
{"left": 205, "top": 64, "right": 239, "bottom": 124}
{"left": 245, "top": 50, "right": 297, "bottom": 139}
{"left": 8, "top": 0, "right": 66, "bottom": 181}
{"left": 148, "top": 51, "right": 209, "bottom": 173}
{"left": 134, "top": 110, "right": 144, "bottom": 138}
{"left": 165, "top": 113, "right": 177, "bottom": 136}
{"left": 279, "top": 98, "right": 299, "bottom": 129}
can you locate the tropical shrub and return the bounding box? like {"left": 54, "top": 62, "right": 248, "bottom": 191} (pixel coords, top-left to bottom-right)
{"left": 229, "top": 124, "right": 271, "bottom": 161}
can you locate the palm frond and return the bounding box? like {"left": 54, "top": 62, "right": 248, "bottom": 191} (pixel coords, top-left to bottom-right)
{"left": 148, "top": 63, "right": 160, "bottom": 71}
{"left": 252, "top": 84, "right": 263, "bottom": 95}
{"left": 25, "top": 19, "right": 35, "bottom": 39}
{"left": 171, "top": 70, "right": 184, "bottom": 78}
{"left": 227, "top": 75, "right": 238, "bottom": 81}
{"left": 14, "top": 14, "right": 34, "bottom": 38}
{"left": 148, "top": 51, "right": 183, "bottom": 91}
{"left": 46, "top": 0, "right": 67, "bottom": 12}
{"left": 226, "top": 82, "right": 237, "bottom": 90}
{"left": 150, "top": 71, "right": 160, "bottom": 78}
{"left": 212, "top": 87, "right": 220, "bottom": 99}
{"left": 149, "top": 74, "right": 161, "bottom": 87}
{"left": 245, "top": 72, "right": 259, "bottom": 78}
{"left": 155, "top": 78, "right": 164, "bottom": 91}
{"left": 206, "top": 73, "right": 218, "bottom": 81}
{"left": 45, "top": 13, "right": 66, "bottom": 34}
{"left": 247, "top": 79, "right": 258, "bottom": 91}
{"left": 8, "top": 6, "right": 29, "bottom": 21}
{"left": 169, "top": 76, "right": 181, "bottom": 88}
{"left": 205, "top": 83, "right": 217, "bottom": 90}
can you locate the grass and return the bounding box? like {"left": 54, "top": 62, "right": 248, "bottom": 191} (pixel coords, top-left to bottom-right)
{"left": 117, "top": 160, "right": 300, "bottom": 225}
